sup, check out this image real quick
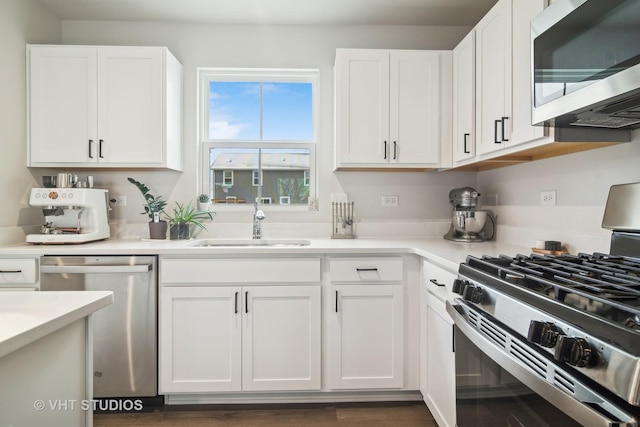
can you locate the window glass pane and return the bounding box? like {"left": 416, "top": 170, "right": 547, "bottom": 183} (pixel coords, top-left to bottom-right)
{"left": 208, "top": 148, "right": 259, "bottom": 204}
{"left": 262, "top": 82, "right": 313, "bottom": 141}
{"left": 207, "top": 147, "right": 311, "bottom": 205}
{"left": 261, "top": 148, "right": 310, "bottom": 205}
{"left": 209, "top": 82, "right": 260, "bottom": 140}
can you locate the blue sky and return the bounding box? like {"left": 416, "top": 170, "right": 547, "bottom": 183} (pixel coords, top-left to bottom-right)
{"left": 209, "top": 81, "right": 313, "bottom": 141}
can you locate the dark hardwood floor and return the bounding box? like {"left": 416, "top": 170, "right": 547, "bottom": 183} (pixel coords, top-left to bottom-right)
{"left": 94, "top": 402, "right": 437, "bottom": 427}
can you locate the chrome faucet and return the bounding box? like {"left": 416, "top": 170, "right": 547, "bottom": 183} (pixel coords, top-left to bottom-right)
{"left": 252, "top": 201, "right": 265, "bottom": 239}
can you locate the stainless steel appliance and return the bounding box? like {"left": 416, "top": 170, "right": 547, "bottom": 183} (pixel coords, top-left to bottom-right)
{"left": 444, "top": 187, "right": 495, "bottom": 242}
{"left": 40, "top": 256, "right": 157, "bottom": 399}
{"left": 26, "top": 188, "right": 111, "bottom": 244}
{"left": 447, "top": 183, "right": 640, "bottom": 426}
{"left": 531, "top": 0, "right": 640, "bottom": 129}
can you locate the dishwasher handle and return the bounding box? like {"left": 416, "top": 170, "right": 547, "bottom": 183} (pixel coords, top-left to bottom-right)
{"left": 40, "top": 264, "right": 152, "bottom": 274}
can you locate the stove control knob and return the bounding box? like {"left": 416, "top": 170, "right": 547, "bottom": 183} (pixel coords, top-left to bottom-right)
{"left": 554, "top": 336, "right": 594, "bottom": 367}
{"left": 452, "top": 279, "right": 465, "bottom": 295}
{"left": 527, "top": 321, "right": 562, "bottom": 348}
{"left": 462, "top": 284, "right": 484, "bottom": 304}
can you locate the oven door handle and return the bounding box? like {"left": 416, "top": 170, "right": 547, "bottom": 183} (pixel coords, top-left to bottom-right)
{"left": 40, "top": 264, "right": 152, "bottom": 274}
{"left": 445, "top": 301, "right": 637, "bottom": 427}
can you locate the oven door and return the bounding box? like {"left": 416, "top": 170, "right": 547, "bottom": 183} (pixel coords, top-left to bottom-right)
{"left": 446, "top": 300, "right": 637, "bottom": 427}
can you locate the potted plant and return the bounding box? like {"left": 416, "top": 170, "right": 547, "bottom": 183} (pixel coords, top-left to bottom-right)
{"left": 164, "top": 201, "right": 213, "bottom": 240}
{"left": 127, "top": 177, "right": 168, "bottom": 239}
{"left": 197, "top": 193, "right": 211, "bottom": 212}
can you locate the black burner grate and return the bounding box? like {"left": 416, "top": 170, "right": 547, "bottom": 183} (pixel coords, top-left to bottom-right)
{"left": 466, "top": 253, "right": 640, "bottom": 332}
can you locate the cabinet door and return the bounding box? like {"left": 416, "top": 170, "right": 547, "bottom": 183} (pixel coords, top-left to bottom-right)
{"left": 335, "top": 49, "right": 390, "bottom": 165}
{"left": 510, "top": 0, "right": 547, "bottom": 145}
{"left": 328, "top": 284, "right": 404, "bottom": 389}
{"left": 242, "top": 286, "right": 321, "bottom": 391}
{"left": 29, "top": 46, "right": 97, "bottom": 165}
{"left": 452, "top": 32, "right": 476, "bottom": 163}
{"left": 424, "top": 292, "right": 456, "bottom": 427}
{"left": 390, "top": 51, "right": 441, "bottom": 166}
{"left": 97, "top": 47, "right": 164, "bottom": 164}
{"left": 159, "top": 286, "right": 241, "bottom": 393}
{"left": 475, "top": 0, "right": 512, "bottom": 156}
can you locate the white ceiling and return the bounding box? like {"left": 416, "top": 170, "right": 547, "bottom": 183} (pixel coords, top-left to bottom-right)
{"left": 33, "top": 0, "right": 499, "bottom": 26}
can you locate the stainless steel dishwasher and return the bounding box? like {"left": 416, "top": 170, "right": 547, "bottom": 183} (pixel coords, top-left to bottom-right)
{"left": 39, "top": 255, "right": 157, "bottom": 399}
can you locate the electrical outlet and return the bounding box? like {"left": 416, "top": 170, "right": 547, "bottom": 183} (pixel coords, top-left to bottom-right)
{"left": 111, "top": 195, "right": 127, "bottom": 207}
{"left": 540, "top": 190, "right": 556, "bottom": 206}
{"left": 381, "top": 195, "right": 399, "bottom": 207}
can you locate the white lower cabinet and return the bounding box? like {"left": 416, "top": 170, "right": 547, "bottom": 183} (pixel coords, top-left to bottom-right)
{"left": 424, "top": 292, "right": 456, "bottom": 427}
{"left": 421, "top": 260, "right": 457, "bottom": 427}
{"left": 242, "top": 286, "right": 321, "bottom": 391}
{"left": 160, "top": 285, "right": 321, "bottom": 393}
{"left": 159, "top": 257, "right": 322, "bottom": 394}
{"left": 160, "top": 286, "right": 241, "bottom": 393}
{"left": 327, "top": 257, "right": 405, "bottom": 389}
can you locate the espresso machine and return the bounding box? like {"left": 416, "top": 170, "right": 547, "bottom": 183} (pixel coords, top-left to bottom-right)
{"left": 26, "top": 188, "right": 111, "bottom": 244}
{"left": 443, "top": 187, "right": 495, "bottom": 242}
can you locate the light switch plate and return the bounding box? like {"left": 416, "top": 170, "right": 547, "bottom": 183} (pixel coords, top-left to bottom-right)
{"left": 382, "top": 195, "right": 399, "bottom": 207}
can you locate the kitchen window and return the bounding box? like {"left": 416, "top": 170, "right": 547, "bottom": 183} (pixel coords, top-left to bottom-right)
{"left": 198, "top": 68, "right": 318, "bottom": 208}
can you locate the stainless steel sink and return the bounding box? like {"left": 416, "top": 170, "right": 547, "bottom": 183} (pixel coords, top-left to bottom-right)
{"left": 186, "top": 239, "right": 311, "bottom": 247}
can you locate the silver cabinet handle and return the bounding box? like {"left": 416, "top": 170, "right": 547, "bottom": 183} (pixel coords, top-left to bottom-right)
{"left": 40, "top": 264, "right": 151, "bottom": 274}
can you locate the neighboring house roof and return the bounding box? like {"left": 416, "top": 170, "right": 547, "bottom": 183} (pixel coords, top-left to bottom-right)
{"left": 211, "top": 152, "right": 309, "bottom": 170}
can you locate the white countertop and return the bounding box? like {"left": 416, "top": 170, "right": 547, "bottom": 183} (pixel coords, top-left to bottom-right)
{"left": 0, "top": 291, "right": 114, "bottom": 359}
{"left": 0, "top": 237, "right": 531, "bottom": 271}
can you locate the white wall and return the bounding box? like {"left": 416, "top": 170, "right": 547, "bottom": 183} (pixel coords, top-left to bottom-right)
{"left": 58, "top": 21, "right": 477, "bottom": 233}
{"left": 477, "top": 136, "right": 640, "bottom": 253}
{"left": 0, "top": 0, "right": 60, "bottom": 241}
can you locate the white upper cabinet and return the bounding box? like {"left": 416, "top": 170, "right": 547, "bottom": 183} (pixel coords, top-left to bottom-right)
{"left": 29, "top": 46, "right": 98, "bottom": 165}
{"left": 28, "top": 45, "right": 183, "bottom": 170}
{"left": 452, "top": 31, "right": 476, "bottom": 163}
{"left": 335, "top": 49, "right": 390, "bottom": 165}
{"left": 510, "top": 0, "right": 546, "bottom": 145}
{"left": 335, "top": 49, "right": 450, "bottom": 170}
{"left": 474, "top": 0, "right": 512, "bottom": 157}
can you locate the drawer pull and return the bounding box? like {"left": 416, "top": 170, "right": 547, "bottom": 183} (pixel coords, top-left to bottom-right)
{"left": 429, "top": 278, "right": 446, "bottom": 287}
{"left": 356, "top": 268, "right": 378, "bottom": 272}
{"left": 0, "top": 270, "right": 22, "bottom": 273}
{"left": 335, "top": 290, "right": 339, "bottom": 313}
{"left": 245, "top": 291, "right": 249, "bottom": 314}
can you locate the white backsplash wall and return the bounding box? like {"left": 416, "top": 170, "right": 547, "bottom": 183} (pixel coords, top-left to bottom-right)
{"left": 477, "top": 134, "right": 640, "bottom": 253}
{"left": 58, "top": 21, "right": 476, "bottom": 232}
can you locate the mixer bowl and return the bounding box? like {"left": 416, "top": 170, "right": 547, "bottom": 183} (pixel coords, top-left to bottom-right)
{"left": 453, "top": 210, "right": 487, "bottom": 234}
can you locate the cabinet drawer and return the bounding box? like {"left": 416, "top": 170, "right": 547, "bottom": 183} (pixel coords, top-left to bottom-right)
{"left": 0, "top": 259, "right": 38, "bottom": 284}
{"left": 161, "top": 258, "right": 321, "bottom": 284}
{"left": 423, "top": 260, "right": 457, "bottom": 302}
{"left": 329, "top": 257, "right": 403, "bottom": 282}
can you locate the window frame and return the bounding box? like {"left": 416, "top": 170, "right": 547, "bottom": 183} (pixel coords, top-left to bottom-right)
{"left": 198, "top": 68, "right": 319, "bottom": 212}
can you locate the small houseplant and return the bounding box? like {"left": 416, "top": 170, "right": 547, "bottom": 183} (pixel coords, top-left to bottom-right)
{"left": 127, "top": 177, "right": 168, "bottom": 239}
{"left": 197, "top": 193, "right": 211, "bottom": 212}
{"left": 164, "top": 201, "right": 213, "bottom": 240}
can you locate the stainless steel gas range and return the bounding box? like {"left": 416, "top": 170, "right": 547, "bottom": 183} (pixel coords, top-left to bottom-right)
{"left": 446, "top": 183, "right": 640, "bottom": 427}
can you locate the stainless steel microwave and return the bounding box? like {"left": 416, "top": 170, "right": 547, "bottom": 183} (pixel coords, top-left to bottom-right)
{"left": 531, "top": 0, "right": 640, "bottom": 129}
